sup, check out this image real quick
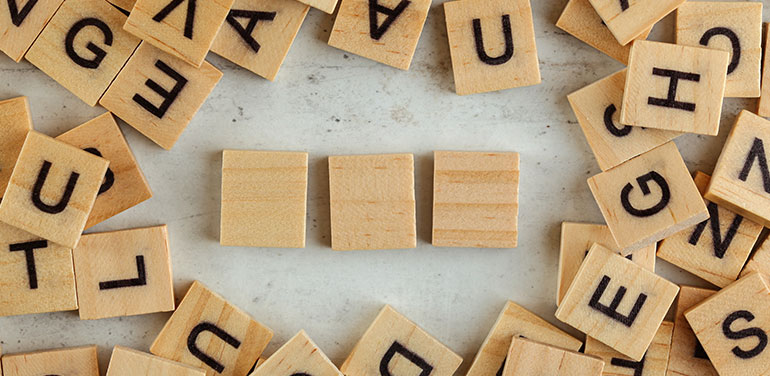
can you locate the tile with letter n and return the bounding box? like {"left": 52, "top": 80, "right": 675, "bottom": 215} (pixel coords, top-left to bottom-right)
{"left": 150, "top": 280, "right": 273, "bottom": 376}
{"left": 685, "top": 273, "right": 770, "bottom": 376}
{"left": 743, "top": 236, "right": 770, "bottom": 278}
{"left": 502, "top": 337, "right": 605, "bottom": 376}
{"left": 658, "top": 172, "right": 762, "bottom": 288}
{"left": 621, "top": 40, "right": 729, "bottom": 136}
{"left": 1, "top": 345, "right": 99, "bottom": 376}
{"left": 587, "top": 141, "right": 708, "bottom": 253}
{"left": 585, "top": 321, "right": 673, "bottom": 376}
{"left": 25, "top": 0, "right": 141, "bottom": 106}
{"left": 0, "top": 131, "right": 109, "bottom": 249}
{"left": 100, "top": 42, "right": 223, "bottom": 150}
{"left": 465, "top": 300, "right": 582, "bottom": 376}
{"left": 251, "top": 330, "right": 342, "bottom": 376}
{"left": 675, "top": 2, "right": 762, "bottom": 99}
{"left": 444, "top": 0, "right": 540, "bottom": 95}
{"left": 210, "top": 0, "right": 309, "bottom": 81}
{"left": 758, "top": 24, "right": 770, "bottom": 117}
{"left": 106, "top": 346, "right": 206, "bottom": 376}
{"left": 587, "top": 0, "right": 684, "bottom": 46}
{"left": 555, "top": 244, "right": 679, "bottom": 361}
{"left": 0, "top": 96, "right": 33, "bottom": 198}
{"left": 0, "top": 0, "right": 64, "bottom": 62}
{"left": 668, "top": 285, "right": 718, "bottom": 376}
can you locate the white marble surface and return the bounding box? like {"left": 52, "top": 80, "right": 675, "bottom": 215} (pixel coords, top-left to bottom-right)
{"left": 0, "top": 0, "right": 762, "bottom": 374}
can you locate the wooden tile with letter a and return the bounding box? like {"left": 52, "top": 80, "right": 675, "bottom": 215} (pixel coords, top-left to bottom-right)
{"left": 106, "top": 346, "right": 206, "bottom": 376}
{"left": 1, "top": 345, "right": 99, "bottom": 376}
{"left": 251, "top": 330, "right": 342, "bottom": 376}
{"left": 502, "top": 337, "right": 605, "bottom": 376}
{"left": 587, "top": 0, "right": 685, "bottom": 46}
{"left": 0, "top": 0, "right": 65, "bottom": 61}
{"left": 585, "top": 321, "right": 673, "bottom": 376}
{"left": 556, "top": 244, "right": 679, "bottom": 361}
{"left": 0, "top": 96, "right": 33, "bottom": 198}
{"left": 743, "top": 236, "right": 770, "bottom": 277}
{"left": 668, "top": 285, "right": 718, "bottom": 376}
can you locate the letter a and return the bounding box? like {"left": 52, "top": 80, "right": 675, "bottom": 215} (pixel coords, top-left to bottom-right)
{"left": 225, "top": 10, "right": 276, "bottom": 54}
{"left": 380, "top": 341, "right": 433, "bottom": 376}
{"left": 368, "top": 0, "right": 410, "bottom": 40}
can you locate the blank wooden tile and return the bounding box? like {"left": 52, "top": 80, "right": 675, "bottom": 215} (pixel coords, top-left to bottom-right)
{"left": 107, "top": 346, "right": 206, "bottom": 376}
{"left": 685, "top": 273, "right": 770, "bottom": 376}
{"left": 0, "top": 131, "right": 108, "bottom": 248}
{"left": 327, "top": 0, "right": 430, "bottom": 70}
{"left": 329, "top": 154, "right": 416, "bottom": 251}
{"left": 502, "top": 337, "right": 605, "bottom": 376}
{"left": 1, "top": 345, "right": 98, "bottom": 376}
{"left": 675, "top": 2, "right": 762, "bottom": 98}
{"left": 621, "top": 40, "right": 729, "bottom": 136}
{"left": 556, "top": 244, "right": 680, "bottom": 361}
{"left": 210, "top": 0, "right": 308, "bottom": 81}
{"left": 251, "top": 330, "right": 342, "bottom": 376}
{"left": 221, "top": 150, "right": 307, "bottom": 248}
{"left": 340, "top": 305, "right": 462, "bottom": 376}
{"left": 150, "top": 280, "right": 273, "bottom": 376}
{"left": 585, "top": 321, "right": 673, "bottom": 376}
{"left": 56, "top": 113, "right": 152, "bottom": 229}
{"left": 743, "top": 236, "right": 770, "bottom": 277}
{"left": 587, "top": 0, "right": 685, "bottom": 46}
{"left": 466, "top": 301, "right": 582, "bottom": 376}
{"left": 106, "top": 0, "right": 135, "bottom": 11}
{"left": 568, "top": 69, "right": 680, "bottom": 171}
{"left": 432, "top": 151, "right": 518, "bottom": 248}
{"left": 588, "top": 142, "right": 708, "bottom": 253}
{"left": 444, "top": 0, "right": 540, "bottom": 95}
{"left": 0, "top": 96, "right": 33, "bottom": 198}
{"left": 25, "top": 0, "right": 141, "bottom": 106}
{"left": 758, "top": 24, "right": 770, "bottom": 117}
{"left": 100, "top": 42, "right": 223, "bottom": 150}
{"left": 668, "top": 285, "right": 718, "bottom": 376}
{"left": 0, "top": 0, "right": 64, "bottom": 61}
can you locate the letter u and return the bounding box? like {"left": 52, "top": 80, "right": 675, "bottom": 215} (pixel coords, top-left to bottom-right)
{"left": 31, "top": 160, "right": 80, "bottom": 214}
{"left": 473, "top": 15, "right": 514, "bottom": 66}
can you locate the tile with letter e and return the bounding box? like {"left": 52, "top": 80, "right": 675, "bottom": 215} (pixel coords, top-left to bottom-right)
{"left": 675, "top": 2, "right": 762, "bottom": 98}
{"left": 0, "top": 96, "right": 33, "bottom": 198}
{"left": 587, "top": 142, "right": 708, "bottom": 253}
{"left": 251, "top": 330, "right": 342, "bottom": 376}
{"left": 444, "top": 0, "right": 540, "bottom": 95}
{"left": 587, "top": 0, "right": 684, "bottom": 46}
{"left": 1, "top": 345, "right": 98, "bottom": 376}
{"left": 758, "top": 25, "right": 770, "bottom": 117}
{"left": 585, "top": 321, "right": 673, "bottom": 376}
{"left": 340, "top": 305, "right": 462, "bottom": 376}
{"left": 329, "top": 153, "right": 415, "bottom": 251}
{"left": 0, "top": 131, "right": 108, "bottom": 249}
{"left": 621, "top": 40, "right": 729, "bottom": 136}
{"left": 685, "top": 273, "right": 770, "bottom": 376}
{"left": 743, "top": 236, "right": 770, "bottom": 277}
{"left": 668, "top": 285, "right": 718, "bottom": 376}
{"left": 466, "top": 300, "right": 582, "bottom": 376}
{"left": 150, "top": 280, "right": 273, "bottom": 376}
{"left": 100, "top": 42, "right": 223, "bottom": 150}
{"left": 106, "top": 346, "right": 206, "bottom": 376}
{"left": 555, "top": 243, "right": 680, "bottom": 361}
{"left": 502, "top": 337, "right": 604, "bottom": 376}
{"left": 210, "top": 0, "right": 309, "bottom": 81}
{"left": 25, "top": 0, "right": 141, "bottom": 106}
{"left": 0, "top": 0, "right": 64, "bottom": 61}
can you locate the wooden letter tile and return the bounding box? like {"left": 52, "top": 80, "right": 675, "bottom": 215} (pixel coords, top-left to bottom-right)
{"left": 743, "top": 236, "right": 770, "bottom": 277}
{"left": 0, "top": 0, "right": 64, "bottom": 61}
{"left": 0, "top": 96, "right": 33, "bottom": 198}
{"left": 667, "top": 285, "right": 718, "bottom": 376}
{"left": 329, "top": 154, "right": 416, "bottom": 251}
{"left": 444, "top": 0, "right": 540, "bottom": 95}
{"left": 106, "top": 346, "right": 206, "bottom": 376}
{"left": 296, "top": 0, "right": 335, "bottom": 13}
{"left": 587, "top": 0, "right": 685, "bottom": 46}
{"left": 251, "top": 330, "right": 342, "bottom": 376}
{"left": 585, "top": 321, "right": 673, "bottom": 376}
{"left": 1, "top": 345, "right": 98, "bottom": 376}
{"left": 502, "top": 337, "right": 605, "bottom": 376}
{"left": 220, "top": 150, "right": 308, "bottom": 248}
{"left": 758, "top": 24, "right": 770, "bottom": 117}
{"left": 106, "top": 0, "right": 135, "bottom": 11}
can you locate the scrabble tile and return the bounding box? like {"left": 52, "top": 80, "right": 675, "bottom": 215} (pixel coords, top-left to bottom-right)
{"left": 327, "top": 0, "right": 430, "bottom": 70}
{"left": 587, "top": 0, "right": 685, "bottom": 46}
{"left": 0, "top": 131, "right": 109, "bottom": 248}
{"left": 502, "top": 337, "right": 605, "bottom": 376}
{"left": 0, "top": 96, "right": 33, "bottom": 197}
{"left": 220, "top": 150, "right": 308, "bottom": 248}
{"left": 210, "top": 0, "right": 309, "bottom": 81}
{"left": 150, "top": 280, "right": 273, "bottom": 376}
{"left": 466, "top": 301, "right": 582, "bottom": 376}
{"left": 658, "top": 172, "right": 762, "bottom": 288}
{"left": 25, "top": 0, "right": 141, "bottom": 106}
{"left": 251, "top": 330, "right": 342, "bottom": 376}
{"left": 557, "top": 222, "right": 656, "bottom": 306}
{"left": 567, "top": 69, "right": 680, "bottom": 171}
{"left": 106, "top": 0, "right": 135, "bottom": 11}
{"left": 340, "top": 305, "right": 462, "bottom": 376}
{"left": 743, "top": 237, "right": 770, "bottom": 277}
{"left": 668, "top": 285, "right": 718, "bottom": 376}
{"left": 585, "top": 321, "right": 673, "bottom": 376}
{"left": 0, "top": 222, "right": 77, "bottom": 317}
{"left": 758, "top": 25, "right": 770, "bottom": 117}
{"left": 1, "top": 346, "right": 98, "bottom": 376}
{"left": 555, "top": 244, "right": 680, "bottom": 360}
{"left": 328, "top": 154, "right": 416, "bottom": 251}
{"left": 100, "top": 42, "right": 223, "bottom": 150}
{"left": 444, "top": 0, "right": 540, "bottom": 95}
{"left": 0, "top": 0, "right": 64, "bottom": 61}
{"left": 106, "top": 346, "right": 206, "bottom": 376}
{"left": 587, "top": 142, "right": 708, "bottom": 253}
{"left": 675, "top": 2, "right": 762, "bottom": 98}
{"left": 685, "top": 273, "right": 770, "bottom": 376}
{"left": 56, "top": 113, "right": 152, "bottom": 229}
{"left": 123, "top": 0, "right": 235, "bottom": 67}
{"left": 432, "top": 151, "right": 519, "bottom": 248}
{"left": 621, "top": 40, "right": 729, "bottom": 136}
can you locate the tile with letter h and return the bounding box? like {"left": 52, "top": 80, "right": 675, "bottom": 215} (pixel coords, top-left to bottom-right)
{"left": 1, "top": 345, "right": 99, "bottom": 376}
{"left": 250, "top": 330, "right": 342, "bottom": 376}
{"left": 0, "top": 0, "right": 65, "bottom": 62}
{"left": 668, "top": 286, "right": 718, "bottom": 376}
{"left": 0, "top": 96, "right": 33, "bottom": 198}
{"left": 106, "top": 346, "right": 206, "bottom": 376}
{"left": 502, "top": 337, "right": 605, "bottom": 376}
{"left": 587, "top": 0, "right": 685, "bottom": 46}
{"left": 584, "top": 321, "right": 673, "bottom": 376}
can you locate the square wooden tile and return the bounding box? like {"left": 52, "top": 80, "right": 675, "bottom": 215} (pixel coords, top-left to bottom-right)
{"left": 107, "top": 346, "right": 206, "bottom": 376}
{"left": 587, "top": 0, "right": 685, "bottom": 45}
{"left": 743, "top": 236, "right": 770, "bottom": 277}
{"left": 668, "top": 285, "right": 718, "bottom": 376}
{"left": 106, "top": 0, "right": 135, "bottom": 11}
{"left": 621, "top": 40, "right": 729, "bottom": 136}
{"left": 0, "top": 96, "right": 33, "bottom": 198}
{"left": 444, "top": 0, "right": 540, "bottom": 95}
{"left": 327, "top": 0, "right": 430, "bottom": 70}
{"left": 210, "top": 0, "right": 308, "bottom": 81}
{"left": 675, "top": 2, "right": 762, "bottom": 98}
{"left": 328, "top": 154, "right": 416, "bottom": 251}
{"left": 0, "top": 0, "right": 64, "bottom": 61}
{"left": 56, "top": 112, "right": 152, "bottom": 229}
{"left": 585, "top": 321, "right": 673, "bottom": 376}
{"left": 1, "top": 345, "right": 98, "bottom": 376}
{"left": 251, "top": 330, "right": 342, "bottom": 376}
{"left": 0, "top": 131, "right": 109, "bottom": 248}
{"left": 150, "top": 280, "right": 273, "bottom": 376}
{"left": 502, "top": 337, "right": 605, "bottom": 376}
{"left": 100, "top": 42, "right": 223, "bottom": 150}
{"left": 555, "top": 243, "right": 680, "bottom": 360}
{"left": 758, "top": 24, "right": 770, "bottom": 117}
{"left": 340, "top": 305, "right": 463, "bottom": 376}
{"left": 25, "top": 0, "right": 141, "bottom": 106}
{"left": 587, "top": 142, "right": 708, "bottom": 253}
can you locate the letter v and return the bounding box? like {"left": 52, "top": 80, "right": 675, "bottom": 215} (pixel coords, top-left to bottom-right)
{"left": 8, "top": 0, "right": 39, "bottom": 27}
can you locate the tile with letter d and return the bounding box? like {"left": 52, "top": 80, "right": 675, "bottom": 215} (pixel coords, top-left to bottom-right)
{"left": 502, "top": 337, "right": 604, "bottom": 376}
{"left": 584, "top": 321, "right": 673, "bottom": 376}
{"left": 106, "top": 346, "right": 206, "bottom": 376}
{"left": 668, "top": 285, "right": 718, "bottom": 376}
{"left": 251, "top": 330, "right": 342, "bottom": 376}
{"left": 0, "top": 0, "right": 65, "bottom": 61}
{"left": 1, "top": 345, "right": 99, "bottom": 376}
{"left": 0, "top": 96, "right": 33, "bottom": 198}
{"left": 587, "top": 0, "right": 684, "bottom": 46}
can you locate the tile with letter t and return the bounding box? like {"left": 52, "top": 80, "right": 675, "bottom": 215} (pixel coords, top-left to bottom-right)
{"left": 0, "top": 0, "right": 65, "bottom": 61}
{"left": 587, "top": 0, "right": 684, "bottom": 46}
{"left": 555, "top": 244, "right": 679, "bottom": 360}
{"left": 759, "top": 25, "right": 770, "bottom": 117}
{"left": 444, "top": 0, "right": 540, "bottom": 95}
{"left": 584, "top": 321, "right": 673, "bottom": 376}
{"left": 251, "top": 330, "right": 342, "bottom": 376}
{"left": 100, "top": 42, "right": 223, "bottom": 150}
{"left": 0, "top": 131, "right": 109, "bottom": 249}
{"left": 25, "top": 0, "right": 141, "bottom": 106}
{"left": 0, "top": 96, "right": 33, "bottom": 198}
{"left": 502, "top": 337, "right": 605, "bottom": 376}
{"left": 743, "top": 236, "right": 770, "bottom": 278}
{"left": 1, "top": 345, "right": 99, "bottom": 376}
{"left": 150, "top": 280, "right": 273, "bottom": 376}
{"left": 668, "top": 286, "right": 718, "bottom": 376}
{"left": 106, "top": 346, "right": 206, "bottom": 376}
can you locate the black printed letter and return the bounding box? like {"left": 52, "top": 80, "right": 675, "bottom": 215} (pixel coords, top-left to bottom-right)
{"left": 604, "top": 104, "right": 632, "bottom": 137}
{"left": 472, "top": 15, "right": 513, "bottom": 66}
{"left": 611, "top": 355, "right": 645, "bottom": 376}
{"left": 619, "top": 0, "right": 629, "bottom": 11}
{"left": 620, "top": 171, "right": 670, "bottom": 217}
{"left": 739, "top": 137, "right": 770, "bottom": 193}
{"left": 589, "top": 275, "right": 647, "bottom": 327}
{"left": 700, "top": 27, "right": 740, "bottom": 74}
{"left": 132, "top": 60, "right": 188, "bottom": 118}
{"left": 64, "top": 18, "right": 113, "bottom": 69}
{"left": 688, "top": 202, "right": 743, "bottom": 259}
{"left": 368, "top": 0, "right": 410, "bottom": 40}
{"left": 99, "top": 255, "right": 146, "bottom": 290}
{"left": 153, "top": 0, "right": 196, "bottom": 39}
{"left": 225, "top": 10, "right": 275, "bottom": 54}
{"left": 722, "top": 310, "right": 768, "bottom": 359}
{"left": 188, "top": 322, "right": 242, "bottom": 373}
{"left": 83, "top": 148, "right": 114, "bottom": 195}
{"left": 32, "top": 160, "right": 79, "bottom": 214}
{"left": 7, "top": 0, "right": 38, "bottom": 26}
{"left": 647, "top": 68, "right": 701, "bottom": 112}
{"left": 9, "top": 240, "right": 48, "bottom": 289}
{"left": 380, "top": 341, "right": 433, "bottom": 376}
